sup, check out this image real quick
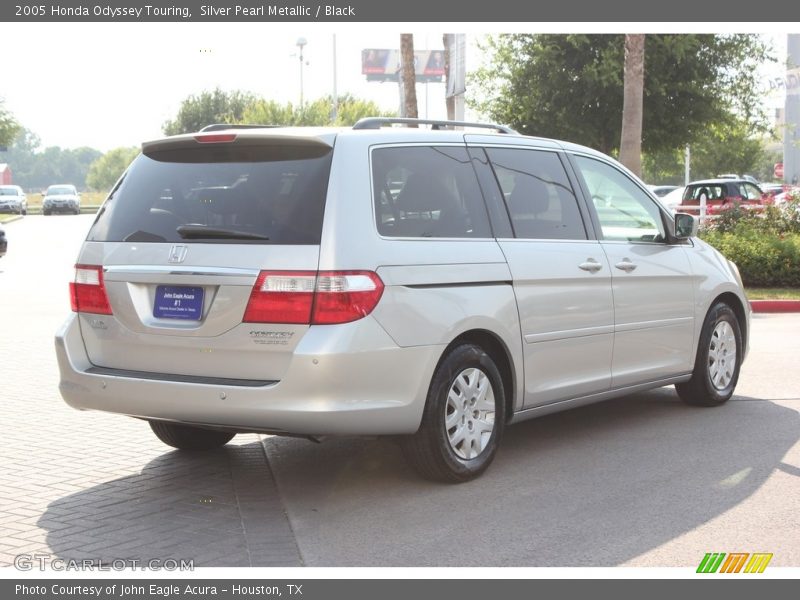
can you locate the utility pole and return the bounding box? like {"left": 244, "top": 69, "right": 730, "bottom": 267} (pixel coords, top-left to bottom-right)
{"left": 332, "top": 34, "right": 338, "bottom": 123}
{"left": 785, "top": 34, "right": 800, "bottom": 185}
{"left": 296, "top": 37, "right": 307, "bottom": 110}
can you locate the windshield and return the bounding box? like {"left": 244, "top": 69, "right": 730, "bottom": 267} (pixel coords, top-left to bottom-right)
{"left": 0, "top": 188, "right": 21, "bottom": 196}
{"left": 87, "top": 144, "right": 333, "bottom": 245}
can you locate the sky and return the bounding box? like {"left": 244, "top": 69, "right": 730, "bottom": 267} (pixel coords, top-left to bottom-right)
{"left": 0, "top": 23, "right": 792, "bottom": 152}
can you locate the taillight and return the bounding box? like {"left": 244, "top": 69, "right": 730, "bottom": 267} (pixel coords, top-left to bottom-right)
{"left": 69, "top": 265, "right": 112, "bottom": 315}
{"left": 311, "top": 272, "right": 384, "bottom": 324}
{"left": 243, "top": 270, "right": 384, "bottom": 325}
{"left": 243, "top": 271, "right": 316, "bottom": 324}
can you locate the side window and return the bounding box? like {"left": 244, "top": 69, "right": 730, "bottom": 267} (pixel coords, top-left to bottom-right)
{"left": 744, "top": 183, "right": 762, "bottom": 201}
{"left": 573, "top": 155, "right": 666, "bottom": 243}
{"left": 372, "top": 146, "right": 491, "bottom": 238}
{"left": 486, "top": 148, "right": 587, "bottom": 240}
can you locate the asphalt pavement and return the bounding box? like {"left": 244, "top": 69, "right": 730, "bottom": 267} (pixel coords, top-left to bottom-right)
{"left": 0, "top": 214, "right": 798, "bottom": 568}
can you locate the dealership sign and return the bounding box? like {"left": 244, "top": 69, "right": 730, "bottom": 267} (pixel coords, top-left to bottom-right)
{"left": 362, "top": 49, "right": 445, "bottom": 83}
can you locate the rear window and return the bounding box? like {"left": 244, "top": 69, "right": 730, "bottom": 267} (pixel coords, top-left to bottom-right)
{"left": 372, "top": 146, "right": 492, "bottom": 238}
{"left": 87, "top": 144, "right": 333, "bottom": 245}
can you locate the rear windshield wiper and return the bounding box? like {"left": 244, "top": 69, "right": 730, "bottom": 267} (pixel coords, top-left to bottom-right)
{"left": 176, "top": 225, "right": 270, "bottom": 241}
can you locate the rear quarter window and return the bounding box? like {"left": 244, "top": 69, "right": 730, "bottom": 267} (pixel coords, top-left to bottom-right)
{"left": 371, "top": 146, "right": 492, "bottom": 239}
{"left": 87, "top": 144, "right": 333, "bottom": 245}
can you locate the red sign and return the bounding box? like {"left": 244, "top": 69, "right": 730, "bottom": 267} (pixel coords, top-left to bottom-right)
{"left": 774, "top": 162, "right": 784, "bottom": 179}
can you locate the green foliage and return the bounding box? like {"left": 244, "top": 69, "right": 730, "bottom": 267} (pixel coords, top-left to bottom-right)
{"left": 2, "top": 127, "right": 101, "bottom": 191}
{"left": 165, "top": 90, "right": 394, "bottom": 132}
{"left": 643, "top": 120, "right": 768, "bottom": 184}
{"left": 700, "top": 194, "right": 800, "bottom": 287}
{"left": 471, "top": 34, "right": 773, "bottom": 156}
{"left": 163, "top": 88, "right": 258, "bottom": 135}
{"left": 0, "top": 100, "right": 20, "bottom": 148}
{"left": 702, "top": 229, "right": 800, "bottom": 287}
{"left": 86, "top": 147, "right": 139, "bottom": 192}
{"left": 242, "top": 94, "right": 394, "bottom": 126}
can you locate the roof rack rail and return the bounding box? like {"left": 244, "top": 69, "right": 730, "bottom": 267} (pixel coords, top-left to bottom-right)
{"left": 352, "top": 117, "right": 518, "bottom": 135}
{"left": 200, "top": 123, "right": 280, "bottom": 132}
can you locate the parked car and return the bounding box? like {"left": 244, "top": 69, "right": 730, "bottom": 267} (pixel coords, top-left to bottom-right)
{"left": 56, "top": 119, "right": 750, "bottom": 482}
{"left": 761, "top": 183, "right": 785, "bottom": 197}
{"left": 43, "top": 184, "right": 81, "bottom": 215}
{"left": 0, "top": 224, "right": 6, "bottom": 258}
{"left": 717, "top": 173, "right": 759, "bottom": 185}
{"left": 677, "top": 178, "right": 766, "bottom": 215}
{"left": 661, "top": 186, "right": 686, "bottom": 212}
{"left": 0, "top": 185, "right": 28, "bottom": 215}
{"left": 647, "top": 184, "right": 679, "bottom": 198}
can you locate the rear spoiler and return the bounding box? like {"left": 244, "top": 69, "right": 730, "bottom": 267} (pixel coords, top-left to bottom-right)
{"left": 142, "top": 130, "right": 335, "bottom": 157}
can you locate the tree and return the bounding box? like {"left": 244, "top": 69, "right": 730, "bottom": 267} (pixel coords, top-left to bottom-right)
{"left": 86, "top": 147, "right": 139, "bottom": 192}
{"left": 0, "top": 100, "right": 20, "bottom": 149}
{"left": 619, "top": 34, "right": 645, "bottom": 176}
{"left": 2, "top": 127, "right": 101, "bottom": 191}
{"left": 242, "top": 94, "right": 394, "bottom": 126}
{"left": 400, "top": 34, "right": 418, "bottom": 120}
{"left": 471, "top": 34, "right": 773, "bottom": 156}
{"left": 643, "top": 119, "right": 768, "bottom": 184}
{"left": 163, "top": 88, "right": 258, "bottom": 135}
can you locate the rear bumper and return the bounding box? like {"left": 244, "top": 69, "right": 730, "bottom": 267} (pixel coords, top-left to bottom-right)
{"left": 55, "top": 313, "right": 440, "bottom": 436}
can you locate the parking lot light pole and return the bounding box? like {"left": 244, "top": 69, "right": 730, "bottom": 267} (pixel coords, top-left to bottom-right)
{"left": 297, "top": 37, "right": 308, "bottom": 111}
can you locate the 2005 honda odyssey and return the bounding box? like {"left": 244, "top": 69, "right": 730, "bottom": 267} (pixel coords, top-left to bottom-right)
{"left": 56, "top": 118, "right": 749, "bottom": 482}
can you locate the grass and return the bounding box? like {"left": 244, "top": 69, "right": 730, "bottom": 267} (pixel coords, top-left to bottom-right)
{"left": 0, "top": 214, "right": 20, "bottom": 223}
{"left": 745, "top": 288, "right": 800, "bottom": 300}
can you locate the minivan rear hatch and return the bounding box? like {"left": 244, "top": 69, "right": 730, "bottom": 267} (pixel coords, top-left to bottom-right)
{"left": 75, "top": 130, "right": 334, "bottom": 381}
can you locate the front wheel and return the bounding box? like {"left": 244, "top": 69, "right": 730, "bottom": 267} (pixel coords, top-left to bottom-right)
{"left": 401, "top": 344, "right": 506, "bottom": 483}
{"left": 676, "top": 302, "right": 742, "bottom": 406}
{"left": 149, "top": 420, "right": 235, "bottom": 450}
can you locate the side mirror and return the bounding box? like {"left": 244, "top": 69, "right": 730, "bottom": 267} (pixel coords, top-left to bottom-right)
{"left": 674, "top": 213, "right": 698, "bottom": 240}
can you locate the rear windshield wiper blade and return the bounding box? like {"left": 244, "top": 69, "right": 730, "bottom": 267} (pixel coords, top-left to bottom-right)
{"left": 176, "top": 225, "right": 270, "bottom": 241}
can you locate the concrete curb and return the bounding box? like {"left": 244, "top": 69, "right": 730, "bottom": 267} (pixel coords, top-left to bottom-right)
{"left": 750, "top": 300, "right": 800, "bottom": 313}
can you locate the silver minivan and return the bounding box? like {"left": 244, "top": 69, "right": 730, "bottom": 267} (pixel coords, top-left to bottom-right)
{"left": 56, "top": 119, "right": 750, "bottom": 482}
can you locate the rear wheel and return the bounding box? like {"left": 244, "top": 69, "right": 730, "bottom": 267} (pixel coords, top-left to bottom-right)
{"left": 149, "top": 421, "right": 235, "bottom": 450}
{"left": 43, "top": 209, "right": 50, "bottom": 216}
{"left": 676, "top": 302, "right": 742, "bottom": 406}
{"left": 401, "top": 343, "right": 506, "bottom": 483}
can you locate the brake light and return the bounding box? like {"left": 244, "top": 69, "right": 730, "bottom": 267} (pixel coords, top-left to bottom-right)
{"left": 69, "top": 265, "right": 112, "bottom": 315}
{"left": 194, "top": 133, "right": 237, "bottom": 143}
{"left": 243, "top": 270, "right": 384, "bottom": 325}
{"left": 311, "top": 272, "right": 384, "bottom": 325}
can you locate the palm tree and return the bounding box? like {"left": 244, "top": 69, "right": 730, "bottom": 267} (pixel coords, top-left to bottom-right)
{"left": 400, "top": 34, "right": 418, "bottom": 122}
{"left": 619, "top": 34, "right": 645, "bottom": 177}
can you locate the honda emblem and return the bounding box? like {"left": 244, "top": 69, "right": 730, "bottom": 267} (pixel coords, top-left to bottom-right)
{"left": 168, "top": 245, "right": 188, "bottom": 263}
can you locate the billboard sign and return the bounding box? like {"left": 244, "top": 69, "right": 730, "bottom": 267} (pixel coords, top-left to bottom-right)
{"left": 362, "top": 49, "right": 445, "bottom": 83}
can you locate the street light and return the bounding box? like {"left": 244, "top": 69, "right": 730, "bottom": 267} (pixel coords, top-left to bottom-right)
{"left": 296, "top": 37, "right": 308, "bottom": 110}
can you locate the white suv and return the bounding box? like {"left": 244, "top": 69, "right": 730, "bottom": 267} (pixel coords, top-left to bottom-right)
{"left": 56, "top": 119, "right": 749, "bottom": 482}
{"left": 0, "top": 185, "right": 28, "bottom": 215}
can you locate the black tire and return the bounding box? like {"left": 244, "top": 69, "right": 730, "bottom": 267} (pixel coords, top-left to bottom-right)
{"left": 401, "top": 343, "right": 506, "bottom": 483}
{"left": 43, "top": 210, "right": 50, "bottom": 216}
{"left": 676, "top": 302, "right": 742, "bottom": 406}
{"left": 149, "top": 420, "right": 235, "bottom": 450}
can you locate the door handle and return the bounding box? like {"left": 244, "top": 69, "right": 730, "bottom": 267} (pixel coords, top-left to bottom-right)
{"left": 615, "top": 259, "right": 637, "bottom": 272}
{"left": 578, "top": 259, "right": 603, "bottom": 273}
